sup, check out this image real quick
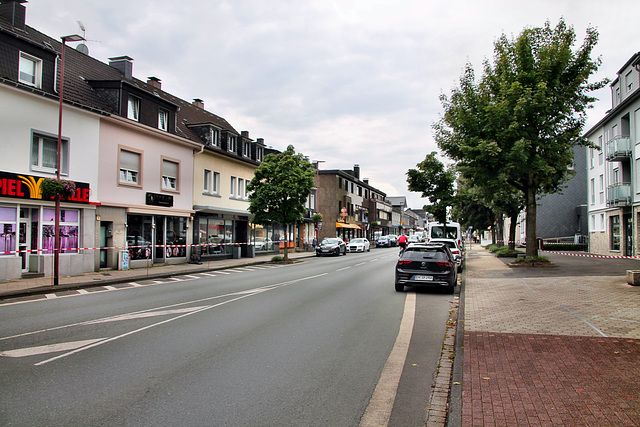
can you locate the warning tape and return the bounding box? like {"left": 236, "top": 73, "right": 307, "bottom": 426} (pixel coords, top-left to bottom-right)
{"left": 541, "top": 251, "right": 640, "bottom": 260}
{"left": 0, "top": 241, "right": 294, "bottom": 256}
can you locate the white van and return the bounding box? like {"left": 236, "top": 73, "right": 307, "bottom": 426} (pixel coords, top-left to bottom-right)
{"left": 427, "top": 222, "right": 462, "bottom": 247}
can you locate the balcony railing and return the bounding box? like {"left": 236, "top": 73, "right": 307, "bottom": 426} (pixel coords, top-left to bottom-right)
{"left": 606, "top": 182, "right": 631, "bottom": 207}
{"left": 605, "top": 136, "right": 632, "bottom": 161}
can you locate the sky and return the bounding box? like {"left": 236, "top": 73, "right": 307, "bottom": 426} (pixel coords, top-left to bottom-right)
{"left": 23, "top": 0, "right": 640, "bottom": 209}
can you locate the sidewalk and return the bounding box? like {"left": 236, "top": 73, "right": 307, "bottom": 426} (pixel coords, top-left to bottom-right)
{"left": 457, "top": 244, "right": 640, "bottom": 426}
{"left": 0, "top": 251, "right": 315, "bottom": 300}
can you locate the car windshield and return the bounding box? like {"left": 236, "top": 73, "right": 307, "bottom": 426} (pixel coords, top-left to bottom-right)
{"left": 350, "top": 238, "right": 364, "bottom": 243}
{"left": 378, "top": 237, "right": 388, "bottom": 241}
{"left": 322, "top": 238, "right": 340, "bottom": 244}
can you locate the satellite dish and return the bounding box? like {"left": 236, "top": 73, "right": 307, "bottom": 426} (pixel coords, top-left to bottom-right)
{"left": 76, "top": 43, "right": 89, "bottom": 55}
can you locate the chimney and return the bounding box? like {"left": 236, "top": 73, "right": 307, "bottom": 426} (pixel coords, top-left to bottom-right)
{"left": 0, "top": 0, "right": 27, "bottom": 30}
{"left": 353, "top": 164, "right": 360, "bottom": 179}
{"left": 241, "top": 130, "right": 249, "bottom": 139}
{"left": 193, "top": 98, "right": 204, "bottom": 109}
{"left": 109, "top": 56, "right": 134, "bottom": 80}
{"left": 147, "top": 76, "right": 161, "bottom": 89}
{"left": 256, "top": 138, "right": 265, "bottom": 145}
{"left": 363, "top": 179, "right": 369, "bottom": 184}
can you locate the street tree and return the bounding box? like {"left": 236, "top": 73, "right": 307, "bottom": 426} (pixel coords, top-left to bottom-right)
{"left": 434, "top": 19, "right": 607, "bottom": 257}
{"left": 407, "top": 152, "right": 456, "bottom": 225}
{"left": 247, "top": 145, "right": 316, "bottom": 260}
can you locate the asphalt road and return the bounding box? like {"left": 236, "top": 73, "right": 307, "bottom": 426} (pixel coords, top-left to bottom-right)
{"left": 0, "top": 248, "right": 452, "bottom": 426}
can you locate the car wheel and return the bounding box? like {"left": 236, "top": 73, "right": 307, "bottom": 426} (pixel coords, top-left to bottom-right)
{"left": 447, "top": 283, "right": 455, "bottom": 294}
{"left": 395, "top": 282, "right": 404, "bottom": 292}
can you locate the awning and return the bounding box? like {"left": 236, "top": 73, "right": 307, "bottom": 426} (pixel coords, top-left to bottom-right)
{"left": 336, "top": 222, "right": 361, "bottom": 229}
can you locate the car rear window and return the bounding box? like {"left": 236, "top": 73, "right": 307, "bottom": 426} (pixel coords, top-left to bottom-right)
{"left": 404, "top": 247, "right": 446, "bottom": 259}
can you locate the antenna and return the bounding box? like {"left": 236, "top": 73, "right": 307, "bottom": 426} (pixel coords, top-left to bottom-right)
{"left": 75, "top": 20, "right": 100, "bottom": 55}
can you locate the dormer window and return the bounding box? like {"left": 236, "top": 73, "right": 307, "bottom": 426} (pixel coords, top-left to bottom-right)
{"left": 228, "top": 135, "right": 237, "bottom": 153}
{"left": 256, "top": 146, "right": 264, "bottom": 162}
{"left": 127, "top": 95, "right": 140, "bottom": 121}
{"left": 19, "top": 52, "right": 42, "bottom": 88}
{"left": 158, "top": 109, "right": 168, "bottom": 131}
{"left": 210, "top": 128, "right": 219, "bottom": 147}
{"left": 243, "top": 140, "right": 250, "bottom": 157}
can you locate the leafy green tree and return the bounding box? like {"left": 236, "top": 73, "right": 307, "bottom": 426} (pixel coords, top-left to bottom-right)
{"left": 435, "top": 19, "right": 607, "bottom": 256}
{"left": 247, "top": 145, "right": 316, "bottom": 260}
{"left": 407, "top": 152, "right": 456, "bottom": 225}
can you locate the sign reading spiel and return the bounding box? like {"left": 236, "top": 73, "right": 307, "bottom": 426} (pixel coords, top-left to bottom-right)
{"left": 0, "top": 171, "right": 90, "bottom": 204}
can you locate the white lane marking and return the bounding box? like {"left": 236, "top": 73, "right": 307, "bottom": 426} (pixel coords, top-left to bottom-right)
{"left": 129, "top": 282, "right": 143, "bottom": 287}
{"left": 45, "top": 294, "right": 57, "bottom": 299}
{"left": 182, "top": 275, "right": 200, "bottom": 279}
{"left": 168, "top": 278, "right": 183, "bottom": 282}
{"left": 85, "top": 307, "right": 208, "bottom": 324}
{"left": 1, "top": 339, "right": 106, "bottom": 358}
{"left": 336, "top": 266, "right": 351, "bottom": 271}
{"left": 360, "top": 293, "right": 416, "bottom": 426}
{"left": 104, "top": 286, "right": 118, "bottom": 290}
{"left": 216, "top": 271, "right": 232, "bottom": 275}
{"left": 77, "top": 289, "right": 89, "bottom": 294}
{"left": 355, "top": 262, "right": 367, "bottom": 267}
{"left": 561, "top": 305, "right": 608, "bottom": 337}
{"left": 33, "top": 273, "right": 328, "bottom": 366}
{"left": 152, "top": 280, "right": 164, "bottom": 284}
{"left": 200, "top": 273, "right": 217, "bottom": 277}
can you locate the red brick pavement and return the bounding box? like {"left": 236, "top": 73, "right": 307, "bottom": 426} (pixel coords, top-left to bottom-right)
{"left": 463, "top": 332, "right": 640, "bottom": 426}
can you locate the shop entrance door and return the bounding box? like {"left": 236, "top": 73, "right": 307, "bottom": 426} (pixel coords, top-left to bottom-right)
{"left": 154, "top": 216, "right": 165, "bottom": 263}
{"left": 19, "top": 208, "right": 31, "bottom": 272}
{"left": 625, "top": 214, "right": 633, "bottom": 256}
{"left": 99, "top": 223, "right": 108, "bottom": 268}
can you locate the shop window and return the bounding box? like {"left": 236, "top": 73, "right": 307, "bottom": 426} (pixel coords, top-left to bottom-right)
{"left": 165, "top": 217, "right": 186, "bottom": 258}
{"left": 42, "top": 208, "right": 79, "bottom": 254}
{"left": 611, "top": 215, "right": 621, "bottom": 251}
{"left": 0, "top": 206, "right": 17, "bottom": 256}
{"left": 126, "top": 215, "right": 153, "bottom": 260}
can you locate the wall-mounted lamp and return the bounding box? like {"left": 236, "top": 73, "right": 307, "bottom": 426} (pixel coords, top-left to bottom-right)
{"left": 96, "top": 215, "right": 101, "bottom": 221}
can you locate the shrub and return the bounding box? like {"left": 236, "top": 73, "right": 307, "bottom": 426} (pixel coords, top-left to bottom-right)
{"left": 514, "top": 255, "right": 549, "bottom": 263}
{"left": 495, "top": 246, "right": 524, "bottom": 257}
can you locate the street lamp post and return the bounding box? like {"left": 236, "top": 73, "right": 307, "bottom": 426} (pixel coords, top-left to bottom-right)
{"left": 54, "top": 34, "right": 84, "bottom": 287}
{"left": 313, "top": 160, "right": 325, "bottom": 244}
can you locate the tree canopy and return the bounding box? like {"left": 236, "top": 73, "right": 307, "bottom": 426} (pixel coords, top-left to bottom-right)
{"left": 433, "top": 19, "right": 607, "bottom": 256}
{"left": 407, "top": 152, "right": 456, "bottom": 225}
{"left": 247, "top": 145, "right": 316, "bottom": 259}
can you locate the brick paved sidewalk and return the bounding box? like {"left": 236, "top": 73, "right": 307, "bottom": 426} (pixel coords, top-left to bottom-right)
{"left": 461, "top": 246, "right": 640, "bottom": 426}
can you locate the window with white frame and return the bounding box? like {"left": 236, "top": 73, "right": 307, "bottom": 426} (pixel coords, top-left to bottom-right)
{"left": 589, "top": 147, "right": 594, "bottom": 169}
{"left": 256, "top": 146, "right": 263, "bottom": 162}
{"left": 245, "top": 181, "right": 250, "bottom": 199}
{"left": 119, "top": 148, "right": 141, "bottom": 185}
{"left": 162, "top": 159, "right": 179, "bottom": 191}
{"left": 599, "top": 174, "right": 604, "bottom": 204}
{"left": 210, "top": 129, "right": 219, "bottom": 147}
{"left": 598, "top": 135, "right": 603, "bottom": 165}
{"left": 590, "top": 214, "right": 595, "bottom": 231}
{"left": 228, "top": 135, "right": 237, "bottom": 153}
{"left": 230, "top": 176, "right": 237, "bottom": 197}
{"left": 31, "top": 133, "right": 68, "bottom": 175}
{"left": 128, "top": 96, "right": 140, "bottom": 121}
{"left": 158, "top": 109, "right": 168, "bottom": 131}
{"left": 626, "top": 71, "right": 633, "bottom": 93}
{"left": 204, "top": 169, "right": 211, "bottom": 193}
{"left": 243, "top": 140, "right": 250, "bottom": 157}
{"left": 600, "top": 214, "right": 605, "bottom": 231}
{"left": 590, "top": 178, "right": 595, "bottom": 205}
{"left": 203, "top": 170, "right": 221, "bottom": 195}
{"left": 238, "top": 178, "right": 245, "bottom": 199}
{"left": 19, "top": 52, "right": 42, "bottom": 88}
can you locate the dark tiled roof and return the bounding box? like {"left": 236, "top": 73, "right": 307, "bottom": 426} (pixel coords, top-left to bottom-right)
{"left": 0, "top": 13, "right": 239, "bottom": 145}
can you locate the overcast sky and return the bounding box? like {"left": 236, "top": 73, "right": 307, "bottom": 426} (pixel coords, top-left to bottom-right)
{"left": 24, "top": 0, "right": 639, "bottom": 209}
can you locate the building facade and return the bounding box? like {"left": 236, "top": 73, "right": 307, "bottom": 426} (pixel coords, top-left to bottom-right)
{"left": 586, "top": 52, "right": 640, "bottom": 256}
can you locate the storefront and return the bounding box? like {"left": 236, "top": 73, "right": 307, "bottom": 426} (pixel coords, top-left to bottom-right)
{"left": 0, "top": 171, "right": 93, "bottom": 281}
{"left": 193, "top": 212, "right": 251, "bottom": 260}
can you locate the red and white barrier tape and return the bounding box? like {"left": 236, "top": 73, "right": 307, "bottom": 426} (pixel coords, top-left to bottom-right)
{"left": 541, "top": 251, "right": 640, "bottom": 260}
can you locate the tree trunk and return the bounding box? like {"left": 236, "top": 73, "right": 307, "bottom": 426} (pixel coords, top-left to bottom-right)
{"left": 496, "top": 213, "right": 504, "bottom": 247}
{"left": 508, "top": 212, "right": 518, "bottom": 251}
{"left": 525, "top": 185, "right": 538, "bottom": 257}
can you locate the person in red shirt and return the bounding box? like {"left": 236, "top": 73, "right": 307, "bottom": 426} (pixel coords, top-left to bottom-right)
{"left": 398, "top": 234, "right": 408, "bottom": 254}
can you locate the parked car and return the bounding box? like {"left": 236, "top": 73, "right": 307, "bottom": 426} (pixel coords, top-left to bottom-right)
{"left": 376, "top": 236, "right": 391, "bottom": 248}
{"left": 254, "top": 237, "right": 273, "bottom": 251}
{"left": 395, "top": 243, "right": 457, "bottom": 293}
{"left": 387, "top": 235, "right": 399, "bottom": 247}
{"left": 316, "top": 237, "right": 347, "bottom": 256}
{"left": 347, "top": 237, "right": 370, "bottom": 253}
{"left": 429, "top": 238, "right": 464, "bottom": 272}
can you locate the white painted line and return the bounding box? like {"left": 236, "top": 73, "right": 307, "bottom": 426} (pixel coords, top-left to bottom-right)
{"left": 355, "top": 262, "right": 367, "bottom": 267}
{"left": 360, "top": 293, "right": 416, "bottom": 426}
{"left": 224, "top": 269, "right": 245, "bottom": 273}
{"left": 181, "top": 275, "right": 200, "bottom": 279}
{"left": 561, "top": 305, "right": 607, "bottom": 337}
{"left": 336, "top": 266, "right": 351, "bottom": 271}
{"left": 200, "top": 273, "right": 217, "bottom": 277}
{"left": 129, "top": 282, "right": 143, "bottom": 287}
{"left": 104, "top": 286, "right": 118, "bottom": 290}
{"left": 86, "top": 307, "right": 208, "bottom": 324}
{"left": 1, "top": 339, "right": 106, "bottom": 358}
{"left": 45, "top": 294, "right": 57, "bottom": 299}
{"left": 77, "top": 289, "right": 89, "bottom": 294}
{"left": 152, "top": 280, "right": 164, "bottom": 284}
{"left": 216, "top": 271, "right": 232, "bottom": 275}
{"left": 168, "top": 278, "right": 183, "bottom": 282}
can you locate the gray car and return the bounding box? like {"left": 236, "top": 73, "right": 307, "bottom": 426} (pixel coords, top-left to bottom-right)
{"left": 316, "top": 237, "right": 347, "bottom": 256}
{"left": 395, "top": 243, "right": 457, "bottom": 293}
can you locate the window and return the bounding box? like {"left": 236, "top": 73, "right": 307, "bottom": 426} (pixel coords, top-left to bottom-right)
{"left": 119, "top": 148, "right": 141, "bottom": 185}
{"left": 230, "top": 176, "right": 237, "bottom": 197}
{"left": 203, "top": 169, "right": 211, "bottom": 193}
{"left": 589, "top": 147, "right": 594, "bottom": 169}
{"left": 256, "top": 146, "right": 263, "bottom": 162}
{"left": 238, "top": 178, "right": 245, "bottom": 200}
{"left": 611, "top": 215, "right": 620, "bottom": 250}
{"left": 162, "top": 159, "right": 179, "bottom": 191}
{"left": 31, "top": 133, "right": 68, "bottom": 175}
{"left": 626, "top": 71, "right": 633, "bottom": 93}
{"left": 590, "top": 178, "right": 595, "bottom": 205}
{"left": 213, "top": 172, "right": 220, "bottom": 194}
{"left": 128, "top": 96, "right": 140, "bottom": 121}
{"left": 599, "top": 174, "right": 604, "bottom": 204}
{"left": 598, "top": 136, "right": 603, "bottom": 165}
{"left": 42, "top": 208, "right": 79, "bottom": 254}
{"left": 228, "top": 135, "right": 237, "bottom": 153}
{"left": 0, "top": 206, "right": 17, "bottom": 256}
{"left": 19, "top": 52, "right": 42, "bottom": 87}
{"left": 158, "top": 109, "right": 168, "bottom": 131}
{"left": 243, "top": 140, "right": 250, "bottom": 157}
{"left": 210, "top": 129, "right": 219, "bottom": 147}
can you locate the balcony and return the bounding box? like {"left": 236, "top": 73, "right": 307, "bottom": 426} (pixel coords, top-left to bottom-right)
{"left": 606, "top": 183, "right": 631, "bottom": 207}
{"left": 605, "top": 136, "right": 632, "bottom": 161}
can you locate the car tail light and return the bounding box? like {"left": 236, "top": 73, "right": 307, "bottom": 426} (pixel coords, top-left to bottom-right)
{"left": 436, "top": 261, "right": 452, "bottom": 267}
{"left": 397, "top": 259, "right": 412, "bottom": 265}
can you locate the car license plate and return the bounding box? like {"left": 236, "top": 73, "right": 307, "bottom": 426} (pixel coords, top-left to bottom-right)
{"left": 414, "top": 275, "right": 433, "bottom": 281}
